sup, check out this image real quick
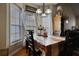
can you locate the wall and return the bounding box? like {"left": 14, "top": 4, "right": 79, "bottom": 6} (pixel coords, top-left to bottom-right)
{"left": 0, "top": 4, "right": 9, "bottom": 56}
{"left": 0, "top": 4, "right": 7, "bottom": 49}
{"left": 76, "top": 16, "right": 79, "bottom": 27}
{"left": 62, "top": 5, "right": 76, "bottom": 30}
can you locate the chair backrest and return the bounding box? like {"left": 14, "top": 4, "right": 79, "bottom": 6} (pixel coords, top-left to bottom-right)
{"left": 59, "top": 30, "right": 79, "bottom": 56}
{"left": 65, "top": 30, "right": 79, "bottom": 48}
{"left": 26, "top": 30, "right": 36, "bottom": 55}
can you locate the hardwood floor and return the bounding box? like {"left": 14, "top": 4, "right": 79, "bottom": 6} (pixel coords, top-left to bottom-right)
{"left": 13, "top": 47, "right": 79, "bottom": 56}
{"left": 14, "top": 48, "right": 29, "bottom": 56}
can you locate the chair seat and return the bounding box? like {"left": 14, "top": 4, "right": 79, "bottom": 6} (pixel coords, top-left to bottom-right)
{"left": 73, "top": 48, "right": 79, "bottom": 56}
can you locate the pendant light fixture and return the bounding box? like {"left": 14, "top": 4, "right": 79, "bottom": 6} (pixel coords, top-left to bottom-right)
{"left": 36, "top": 3, "right": 52, "bottom": 16}
{"left": 65, "top": 20, "right": 69, "bottom": 24}
{"left": 36, "top": 9, "right": 42, "bottom": 14}
{"left": 41, "top": 3, "right": 46, "bottom": 16}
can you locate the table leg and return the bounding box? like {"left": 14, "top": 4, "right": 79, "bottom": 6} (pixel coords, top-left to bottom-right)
{"left": 45, "top": 45, "right": 51, "bottom": 56}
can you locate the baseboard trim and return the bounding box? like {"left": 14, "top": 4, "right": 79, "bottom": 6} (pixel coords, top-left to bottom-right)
{"left": 0, "top": 48, "right": 8, "bottom": 56}
{"left": 9, "top": 47, "right": 23, "bottom": 56}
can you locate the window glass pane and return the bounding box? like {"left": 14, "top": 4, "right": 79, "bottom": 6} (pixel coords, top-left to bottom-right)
{"left": 15, "top": 33, "right": 20, "bottom": 40}
{"left": 25, "top": 12, "right": 37, "bottom": 31}
{"left": 10, "top": 34, "right": 16, "bottom": 43}
{"left": 10, "top": 26, "right": 16, "bottom": 33}
{"left": 10, "top": 5, "right": 16, "bottom": 24}
{"left": 15, "top": 26, "right": 19, "bottom": 33}
{"left": 15, "top": 9, "right": 19, "bottom": 25}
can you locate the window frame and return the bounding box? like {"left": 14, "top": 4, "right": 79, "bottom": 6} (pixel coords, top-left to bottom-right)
{"left": 10, "top": 4, "right": 22, "bottom": 45}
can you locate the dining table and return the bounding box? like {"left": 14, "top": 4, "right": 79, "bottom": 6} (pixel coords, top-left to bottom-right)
{"left": 33, "top": 34, "right": 65, "bottom": 56}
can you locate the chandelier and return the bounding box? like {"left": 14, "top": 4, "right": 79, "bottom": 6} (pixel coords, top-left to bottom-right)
{"left": 36, "top": 3, "right": 52, "bottom": 16}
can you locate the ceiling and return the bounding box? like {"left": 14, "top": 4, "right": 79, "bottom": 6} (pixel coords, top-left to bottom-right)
{"left": 35, "top": 3, "right": 79, "bottom": 17}
{"left": 25, "top": 3, "right": 79, "bottom": 17}
{"left": 29, "top": 3, "right": 57, "bottom": 6}
{"left": 59, "top": 3, "right": 79, "bottom": 17}
{"left": 69, "top": 3, "right": 79, "bottom": 17}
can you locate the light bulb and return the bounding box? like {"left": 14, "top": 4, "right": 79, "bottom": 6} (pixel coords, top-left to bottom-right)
{"left": 41, "top": 13, "right": 46, "bottom": 17}
{"left": 45, "top": 9, "right": 52, "bottom": 14}
{"left": 36, "top": 9, "right": 42, "bottom": 14}
{"left": 65, "top": 20, "right": 69, "bottom": 24}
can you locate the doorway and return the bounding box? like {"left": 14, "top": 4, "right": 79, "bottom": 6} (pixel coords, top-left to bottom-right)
{"left": 60, "top": 16, "right": 65, "bottom": 36}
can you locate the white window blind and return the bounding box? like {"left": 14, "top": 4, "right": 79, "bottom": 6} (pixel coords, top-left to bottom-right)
{"left": 10, "top": 4, "right": 21, "bottom": 45}
{"left": 24, "top": 11, "right": 37, "bottom": 32}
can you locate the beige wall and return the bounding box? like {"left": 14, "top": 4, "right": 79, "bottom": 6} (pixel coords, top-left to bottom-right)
{"left": 0, "top": 4, "right": 7, "bottom": 49}
{"left": 6, "top": 3, "right": 10, "bottom": 48}
{"left": 62, "top": 5, "right": 76, "bottom": 30}
{"left": 76, "top": 17, "right": 79, "bottom": 26}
